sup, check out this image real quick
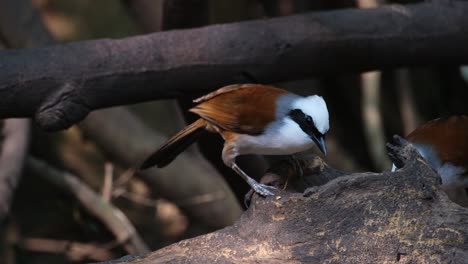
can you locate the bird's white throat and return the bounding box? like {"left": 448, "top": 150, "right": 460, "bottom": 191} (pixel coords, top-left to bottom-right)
{"left": 235, "top": 118, "right": 315, "bottom": 156}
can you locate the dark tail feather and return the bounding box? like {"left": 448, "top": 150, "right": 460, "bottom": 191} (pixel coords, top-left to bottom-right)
{"left": 139, "top": 119, "right": 207, "bottom": 169}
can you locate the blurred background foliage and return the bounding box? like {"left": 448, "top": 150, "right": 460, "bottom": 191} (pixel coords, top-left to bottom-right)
{"left": 0, "top": 0, "right": 467, "bottom": 263}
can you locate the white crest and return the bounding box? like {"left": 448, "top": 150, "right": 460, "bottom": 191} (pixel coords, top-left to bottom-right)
{"left": 292, "top": 95, "right": 329, "bottom": 134}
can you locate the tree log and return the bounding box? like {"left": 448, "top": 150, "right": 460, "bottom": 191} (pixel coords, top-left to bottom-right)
{"left": 101, "top": 139, "right": 468, "bottom": 263}
{"left": 0, "top": 2, "right": 467, "bottom": 130}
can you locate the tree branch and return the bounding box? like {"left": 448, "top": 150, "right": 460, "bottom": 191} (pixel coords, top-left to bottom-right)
{"left": 0, "top": 2, "right": 467, "bottom": 130}
{"left": 17, "top": 237, "right": 117, "bottom": 262}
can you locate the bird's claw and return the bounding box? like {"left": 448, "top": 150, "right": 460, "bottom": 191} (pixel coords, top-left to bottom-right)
{"left": 244, "top": 183, "right": 276, "bottom": 207}
{"left": 252, "top": 183, "right": 276, "bottom": 197}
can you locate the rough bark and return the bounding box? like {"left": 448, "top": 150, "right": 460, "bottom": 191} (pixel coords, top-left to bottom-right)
{"left": 0, "top": 2, "right": 467, "bottom": 130}
{"left": 102, "top": 139, "right": 468, "bottom": 263}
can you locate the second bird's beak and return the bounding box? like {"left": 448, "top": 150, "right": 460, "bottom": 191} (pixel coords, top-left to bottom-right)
{"left": 312, "top": 135, "right": 327, "bottom": 156}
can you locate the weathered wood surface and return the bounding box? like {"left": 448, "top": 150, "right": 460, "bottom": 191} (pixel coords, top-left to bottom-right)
{"left": 0, "top": 2, "right": 467, "bottom": 130}
{"left": 103, "top": 140, "right": 468, "bottom": 263}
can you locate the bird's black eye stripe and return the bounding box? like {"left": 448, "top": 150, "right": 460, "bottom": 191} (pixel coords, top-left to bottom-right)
{"left": 308, "top": 121, "right": 323, "bottom": 139}
{"left": 288, "top": 109, "right": 323, "bottom": 138}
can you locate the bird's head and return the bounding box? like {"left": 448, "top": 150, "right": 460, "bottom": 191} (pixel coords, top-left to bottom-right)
{"left": 288, "top": 95, "right": 329, "bottom": 155}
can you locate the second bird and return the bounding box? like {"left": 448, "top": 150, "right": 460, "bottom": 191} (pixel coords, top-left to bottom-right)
{"left": 139, "top": 84, "right": 329, "bottom": 196}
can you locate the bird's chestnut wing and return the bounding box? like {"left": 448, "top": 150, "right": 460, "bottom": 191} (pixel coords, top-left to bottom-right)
{"left": 190, "top": 84, "right": 289, "bottom": 135}
{"left": 407, "top": 115, "right": 468, "bottom": 168}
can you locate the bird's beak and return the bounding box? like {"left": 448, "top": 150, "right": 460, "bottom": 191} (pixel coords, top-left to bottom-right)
{"left": 311, "top": 135, "right": 327, "bottom": 156}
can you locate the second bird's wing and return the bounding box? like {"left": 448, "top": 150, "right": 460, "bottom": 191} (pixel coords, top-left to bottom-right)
{"left": 407, "top": 115, "right": 468, "bottom": 167}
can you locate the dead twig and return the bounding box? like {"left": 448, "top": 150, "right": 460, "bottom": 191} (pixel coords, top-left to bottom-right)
{"left": 175, "top": 191, "right": 227, "bottom": 207}
{"left": 102, "top": 162, "right": 114, "bottom": 202}
{"left": 113, "top": 189, "right": 160, "bottom": 208}
{"left": 18, "top": 237, "right": 118, "bottom": 262}
{"left": 0, "top": 119, "right": 30, "bottom": 219}
{"left": 26, "top": 156, "right": 150, "bottom": 255}
{"left": 114, "top": 168, "right": 135, "bottom": 189}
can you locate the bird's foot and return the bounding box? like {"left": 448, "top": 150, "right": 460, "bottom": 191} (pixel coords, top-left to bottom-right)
{"left": 244, "top": 174, "right": 276, "bottom": 196}
{"left": 231, "top": 163, "right": 277, "bottom": 197}
{"left": 252, "top": 182, "right": 276, "bottom": 197}
{"left": 244, "top": 182, "right": 276, "bottom": 207}
{"left": 231, "top": 162, "right": 275, "bottom": 208}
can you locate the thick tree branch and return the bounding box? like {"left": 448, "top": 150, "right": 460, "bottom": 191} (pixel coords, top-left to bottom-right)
{"left": 0, "top": 2, "right": 467, "bottom": 130}
{"left": 102, "top": 141, "right": 468, "bottom": 263}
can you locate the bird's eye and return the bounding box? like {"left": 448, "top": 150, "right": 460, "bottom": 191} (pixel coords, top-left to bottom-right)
{"left": 305, "top": 116, "right": 313, "bottom": 124}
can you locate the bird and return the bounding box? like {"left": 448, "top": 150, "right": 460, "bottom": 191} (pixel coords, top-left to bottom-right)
{"left": 139, "top": 83, "right": 329, "bottom": 196}
{"left": 393, "top": 115, "right": 468, "bottom": 207}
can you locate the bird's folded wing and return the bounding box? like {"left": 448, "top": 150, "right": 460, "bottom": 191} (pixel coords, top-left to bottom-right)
{"left": 407, "top": 115, "right": 468, "bottom": 167}
{"left": 190, "top": 84, "right": 289, "bottom": 135}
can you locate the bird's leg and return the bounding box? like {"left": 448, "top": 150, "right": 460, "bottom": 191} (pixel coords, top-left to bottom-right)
{"left": 231, "top": 163, "right": 275, "bottom": 197}
{"left": 222, "top": 137, "right": 275, "bottom": 197}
